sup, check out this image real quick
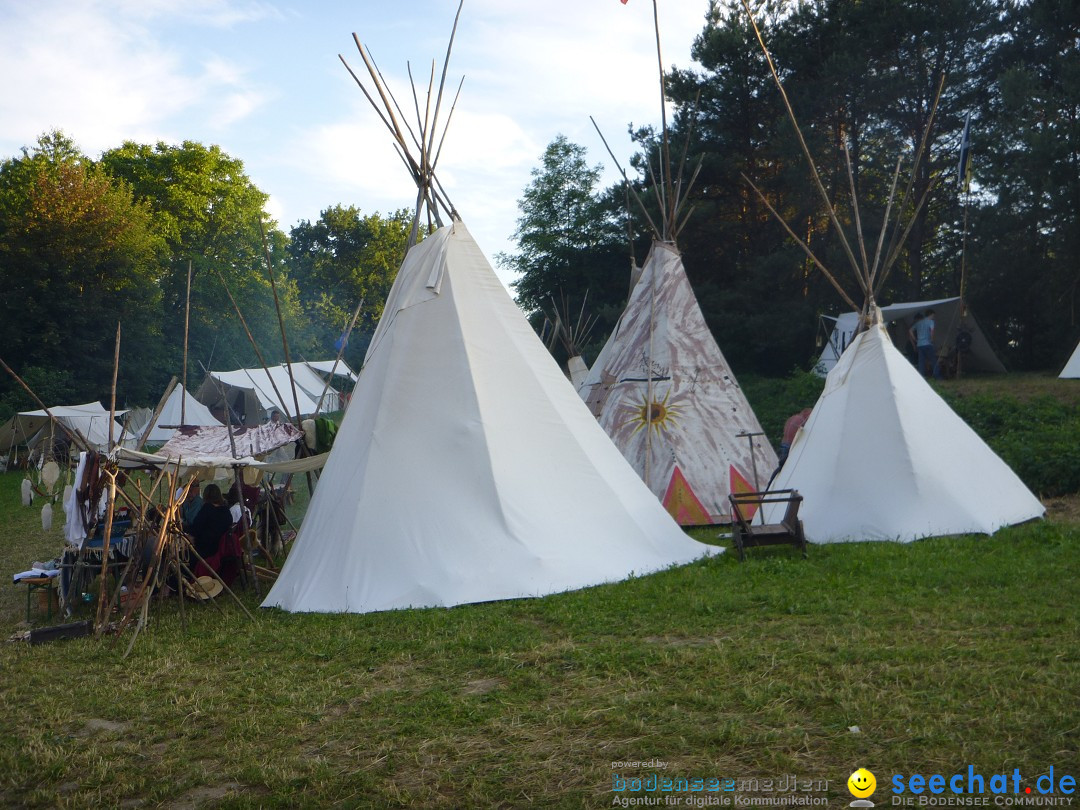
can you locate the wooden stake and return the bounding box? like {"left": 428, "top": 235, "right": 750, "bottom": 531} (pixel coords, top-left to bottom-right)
{"left": 109, "top": 323, "right": 120, "bottom": 450}
{"left": 182, "top": 259, "right": 192, "bottom": 426}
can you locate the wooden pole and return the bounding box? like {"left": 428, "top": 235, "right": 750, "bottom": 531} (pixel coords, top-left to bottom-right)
{"left": 135, "top": 375, "right": 178, "bottom": 453}
{"left": 182, "top": 259, "right": 192, "bottom": 425}
{"left": 109, "top": 323, "right": 120, "bottom": 450}
{"left": 315, "top": 298, "right": 364, "bottom": 414}
{"left": 0, "top": 358, "right": 90, "bottom": 456}
{"left": 258, "top": 218, "right": 305, "bottom": 428}
{"left": 740, "top": 0, "right": 866, "bottom": 286}
{"left": 93, "top": 468, "right": 118, "bottom": 634}
{"left": 212, "top": 270, "right": 298, "bottom": 429}
{"left": 231, "top": 464, "right": 261, "bottom": 598}
{"left": 651, "top": 0, "right": 673, "bottom": 238}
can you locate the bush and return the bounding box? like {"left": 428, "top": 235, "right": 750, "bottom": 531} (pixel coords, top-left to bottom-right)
{"left": 941, "top": 393, "right": 1080, "bottom": 496}
{"left": 740, "top": 369, "right": 825, "bottom": 447}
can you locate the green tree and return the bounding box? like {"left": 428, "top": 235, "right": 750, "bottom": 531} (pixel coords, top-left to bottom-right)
{"left": 972, "top": 0, "right": 1080, "bottom": 369}
{"left": 100, "top": 141, "right": 298, "bottom": 381}
{"left": 498, "top": 136, "right": 629, "bottom": 365}
{"left": 0, "top": 131, "right": 165, "bottom": 406}
{"left": 660, "top": 0, "right": 1006, "bottom": 372}
{"left": 287, "top": 205, "right": 412, "bottom": 367}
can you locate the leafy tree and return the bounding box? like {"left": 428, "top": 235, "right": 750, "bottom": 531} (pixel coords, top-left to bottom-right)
{"left": 0, "top": 131, "right": 165, "bottom": 405}
{"left": 100, "top": 141, "right": 299, "bottom": 382}
{"left": 498, "top": 136, "right": 629, "bottom": 365}
{"left": 972, "top": 0, "right": 1080, "bottom": 369}
{"left": 287, "top": 205, "right": 412, "bottom": 368}
{"left": 658, "top": 0, "right": 1007, "bottom": 372}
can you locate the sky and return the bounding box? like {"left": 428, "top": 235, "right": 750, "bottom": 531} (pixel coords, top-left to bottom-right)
{"left": 0, "top": 0, "right": 712, "bottom": 288}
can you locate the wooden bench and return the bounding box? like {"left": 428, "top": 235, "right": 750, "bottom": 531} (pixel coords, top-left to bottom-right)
{"left": 728, "top": 489, "right": 808, "bottom": 561}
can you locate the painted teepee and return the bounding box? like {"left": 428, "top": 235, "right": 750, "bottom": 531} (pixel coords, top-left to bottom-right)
{"left": 740, "top": 3, "right": 1043, "bottom": 542}
{"left": 580, "top": 2, "right": 775, "bottom": 525}
{"left": 263, "top": 6, "right": 717, "bottom": 614}
{"left": 579, "top": 242, "right": 776, "bottom": 524}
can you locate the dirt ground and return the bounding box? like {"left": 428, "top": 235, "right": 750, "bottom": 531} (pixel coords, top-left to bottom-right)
{"left": 1042, "top": 493, "right": 1080, "bottom": 524}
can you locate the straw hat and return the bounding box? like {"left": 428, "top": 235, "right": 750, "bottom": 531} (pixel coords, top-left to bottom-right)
{"left": 185, "top": 575, "right": 223, "bottom": 600}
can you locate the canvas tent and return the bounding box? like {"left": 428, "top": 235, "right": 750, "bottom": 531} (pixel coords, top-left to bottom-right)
{"left": 265, "top": 222, "right": 717, "bottom": 613}
{"left": 1058, "top": 341, "right": 1080, "bottom": 378}
{"left": 0, "top": 402, "right": 131, "bottom": 459}
{"left": 772, "top": 322, "right": 1043, "bottom": 542}
{"left": 579, "top": 243, "right": 777, "bottom": 524}
{"left": 195, "top": 365, "right": 326, "bottom": 426}
{"left": 129, "top": 384, "right": 223, "bottom": 445}
{"left": 263, "top": 22, "right": 716, "bottom": 614}
{"left": 817, "top": 296, "right": 1005, "bottom": 376}
{"left": 740, "top": 6, "right": 1042, "bottom": 543}
{"left": 299, "top": 360, "right": 356, "bottom": 411}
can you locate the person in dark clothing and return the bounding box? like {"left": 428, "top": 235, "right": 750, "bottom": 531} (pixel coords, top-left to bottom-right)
{"left": 188, "top": 483, "right": 233, "bottom": 561}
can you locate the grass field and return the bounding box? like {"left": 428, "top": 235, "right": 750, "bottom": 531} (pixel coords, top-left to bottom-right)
{"left": 0, "top": 375, "right": 1078, "bottom": 808}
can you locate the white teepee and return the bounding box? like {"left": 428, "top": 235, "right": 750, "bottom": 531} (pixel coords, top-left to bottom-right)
{"left": 263, "top": 222, "right": 717, "bottom": 613}
{"left": 771, "top": 322, "right": 1043, "bottom": 542}
{"left": 579, "top": 242, "right": 777, "bottom": 524}
{"left": 1059, "top": 340, "right": 1080, "bottom": 378}
{"left": 139, "top": 384, "right": 222, "bottom": 445}
{"left": 263, "top": 10, "right": 717, "bottom": 614}
{"left": 743, "top": 6, "right": 1043, "bottom": 542}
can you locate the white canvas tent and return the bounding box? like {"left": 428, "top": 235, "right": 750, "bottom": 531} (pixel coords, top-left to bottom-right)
{"left": 296, "top": 360, "right": 355, "bottom": 412}
{"left": 817, "top": 296, "right": 1005, "bottom": 376}
{"left": 579, "top": 243, "right": 777, "bottom": 524}
{"left": 0, "top": 402, "right": 130, "bottom": 457}
{"left": 264, "top": 17, "right": 717, "bottom": 613}
{"left": 131, "top": 384, "right": 223, "bottom": 445}
{"left": 303, "top": 359, "right": 358, "bottom": 383}
{"left": 263, "top": 223, "right": 717, "bottom": 613}
{"left": 195, "top": 366, "right": 324, "bottom": 425}
{"left": 741, "top": 6, "right": 1041, "bottom": 544}
{"left": 770, "top": 323, "right": 1043, "bottom": 542}
{"left": 1058, "top": 341, "right": 1080, "bottom": 378}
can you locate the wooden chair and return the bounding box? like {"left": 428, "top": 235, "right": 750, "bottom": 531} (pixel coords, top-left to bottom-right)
{"left": 728, "top": 489, "right": 808, "bottom": 561}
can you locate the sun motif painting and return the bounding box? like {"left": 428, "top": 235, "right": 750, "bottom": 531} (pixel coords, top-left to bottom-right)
{"left": 627, "top": 389, "right": 682, "bottom": 437}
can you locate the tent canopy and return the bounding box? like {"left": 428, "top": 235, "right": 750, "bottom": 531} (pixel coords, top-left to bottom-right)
{"left": 263, "top": 222, "right": 717, "bottom": 615}
{"left": 579, "top": 241, "right": 777, "bottom": 525}
{"left": 132, "top": 384, "right": 223, "bottom": 445}
{"left": 1059, "top": 340, "right": 1080, "bottom": 378}
{"left": 303, "top": 359, "right": 358, "bottom": 383}
{"left": 195, "top": 365, "right": 327, "bottom": 425}
{"left": 0, "top": 402, "right": 130, "bottom": 455}
{"left": 817, "top": 297, "right": 1005, "bottom": 376}
{"left": 771, "top": 323, "right": 1043, "bottom": 543}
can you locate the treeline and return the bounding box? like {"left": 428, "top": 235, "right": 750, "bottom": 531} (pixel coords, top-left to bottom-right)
{"left": 501, "top": 0, "right": 1080, "bottom": 375}
{"left": 1, "top": 0, "right": 1076, "bottom": 418}
{"left": 0, "top": 133, "right": 412, "bottom": 419}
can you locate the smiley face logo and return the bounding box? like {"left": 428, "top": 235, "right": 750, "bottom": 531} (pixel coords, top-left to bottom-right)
{"left": 848, "top": 768, "right": 876, "bottom": 798}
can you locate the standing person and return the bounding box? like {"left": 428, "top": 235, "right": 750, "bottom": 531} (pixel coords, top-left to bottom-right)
{"left": 909, "top": 310, "right": 938, "bottom": 378}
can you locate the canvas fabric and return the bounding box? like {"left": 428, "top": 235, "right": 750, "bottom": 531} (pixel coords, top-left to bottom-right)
{"left": 770, "top": 323, "right": 1044, "bottom": 543}
{"left": 578, "top": 241, "right": 776, "bottom": 524}
{"left": 263, "top": 222, "right": 717, "bottom": 614}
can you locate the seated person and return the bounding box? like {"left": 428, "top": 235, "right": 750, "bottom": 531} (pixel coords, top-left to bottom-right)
{"left": 187, "top": 484, "right": 232, "bottom": 562}
{"left": 177, "top": 481, "right": 203, "bottom": 530}
{"left": 226, "top": 486, "right": 252, "bottom": 528}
